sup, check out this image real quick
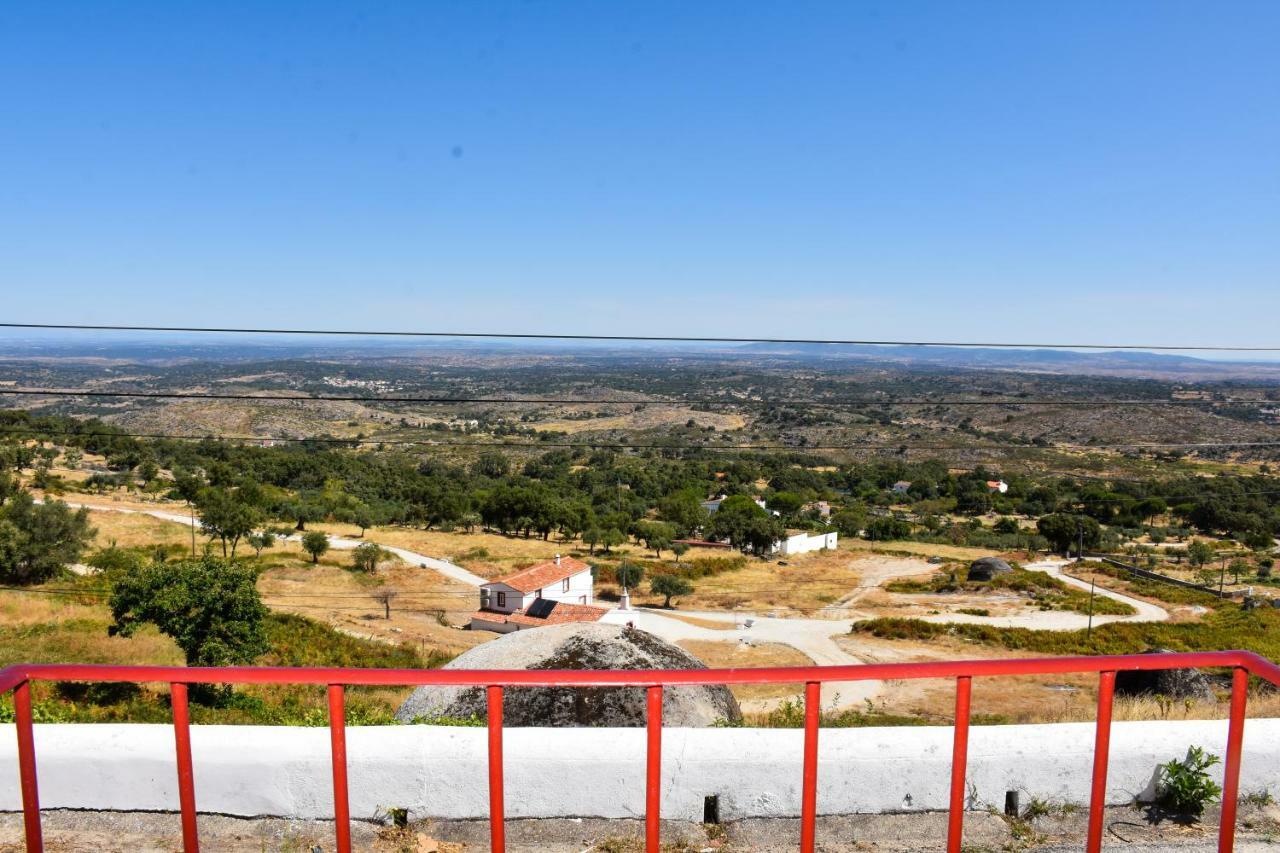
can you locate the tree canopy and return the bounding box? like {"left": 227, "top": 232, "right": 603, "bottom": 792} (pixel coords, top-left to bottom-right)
{"left": 0, "top": 491, "right": 95, "bottom": 584}
{"left": 108, "top": 556, "right": 269, "bottom": 667}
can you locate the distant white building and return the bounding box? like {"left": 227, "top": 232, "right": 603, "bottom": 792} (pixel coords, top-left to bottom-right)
{"left": 469, "top": 555, "right": 606, "bottom": 634}
{"left": 771, "top": 530, "right": 838, "bottom": 557}
{"left": 986, "top": 480, "right": 1009, "bottom": 494}
{"left": 891, "top": 481, "right": 912, "bottom": 495}
{"left": 701, "top": 495, "right": 774, "bottom": 514}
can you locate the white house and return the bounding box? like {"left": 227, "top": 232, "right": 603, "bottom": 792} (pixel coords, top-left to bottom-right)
{"left": 770, "top": 530, "right": 838, "bottom": 557}
{"left": 986, "top": 480, "right": 1009, "bottom": 494}
{"left": 469, "top": 555, "right": 606, "bottom": 634}
{"left": 700, "top": 496, "right": 726, "bottom": 513}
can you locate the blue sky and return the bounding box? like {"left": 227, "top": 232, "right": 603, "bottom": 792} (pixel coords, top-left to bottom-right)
{"left": 2, "top": 1, "right": 1278, "bottom": 347}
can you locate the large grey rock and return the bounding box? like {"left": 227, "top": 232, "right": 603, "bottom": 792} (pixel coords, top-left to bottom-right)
{"left": 396, "top": 622, "right": 742, "bottom": 727}
{"left": 1114, "top": 649, "right": 1215, "bottom": 701}
{"left": 967, "top": 557, "right": 1013, "bottom": 582}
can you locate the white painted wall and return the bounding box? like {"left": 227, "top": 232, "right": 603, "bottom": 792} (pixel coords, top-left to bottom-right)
{"left": 469, "top": 615, "right": 516, "bottom": 634}
{"left": 774, "top": 531, "right": 838, "bottom": 556}
{"left": 3, "top": 719, "right": 1276, "bottom": 821}
{"left": 479, "top": 583, "right": 523, "bottom": 614}
{"left": 479, "top": 569, "right": 593, "bottom": 614}
{"left": 541, "top": 567, "right": 593, "bottom": 606}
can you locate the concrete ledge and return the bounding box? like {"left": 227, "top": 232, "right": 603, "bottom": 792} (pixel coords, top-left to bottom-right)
{"left": 3, "top": 720, "right": 1277, "bottom": 821}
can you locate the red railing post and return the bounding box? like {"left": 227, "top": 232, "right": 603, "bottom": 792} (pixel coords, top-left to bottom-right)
{"left": 799, "top": 680, "right": 820, "bottom": 853}
{"left": 13, "top": 680, "right": 43, "bottom": 853}
{"left": 946, "top": 675, "right": 972, "bottom": 853}
{"left": 327, "top": 684, "right": 352, "bottom": 853}
{"left": 170, "top": 683, "right": 199, "bottom": 853}
{"left": 487, "top": 685, "right": 506, "bottom": 853}
{"left": 1218, "top": 666, "right": 1248, "bottom": 853}
{"left": 1085, "top": 670, "right": 1116, "bottom": 853}
{"left": 645, "top": 685, "right": 663, "bottom": 853}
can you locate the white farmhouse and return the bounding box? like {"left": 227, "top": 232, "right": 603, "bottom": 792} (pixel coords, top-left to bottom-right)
{"left": 469, "top": 555, "right": 607, "bottom": 634}
{"left": 771, "top": 530, "right": 838, "bottom": 557}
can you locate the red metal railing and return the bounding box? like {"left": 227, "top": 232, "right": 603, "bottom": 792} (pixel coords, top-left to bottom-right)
{"left": 3, "top": 650, "right": 1279, "bottom": 853}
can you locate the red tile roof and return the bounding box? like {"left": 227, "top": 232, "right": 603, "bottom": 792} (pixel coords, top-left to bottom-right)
{"left": 505, "top": 602, "right": 608, "bottom": 626}
{"left": 487, "top": 556, "right": 592, "bottom": 594}
{"left": 469, "top": 601, "right": 607, "bottom": 627}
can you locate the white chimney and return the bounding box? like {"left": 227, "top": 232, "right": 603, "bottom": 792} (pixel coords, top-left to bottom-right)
{"left": 554, "top": 554, "right": 561, "bottom": 566}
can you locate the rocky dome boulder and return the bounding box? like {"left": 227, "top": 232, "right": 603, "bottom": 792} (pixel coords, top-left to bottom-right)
{"left": 967, "top": 556, "right": 1013, "bottom": 581}
{"left": 395, "top": 622, "right": 742, "bottom": 727}
{"left": 1114, "top": 649, "right": 1215, "bottom": 701}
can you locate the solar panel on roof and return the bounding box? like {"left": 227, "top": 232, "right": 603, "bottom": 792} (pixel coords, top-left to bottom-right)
{"left": 525, "top": 598, "right": 557, "bottom": 618}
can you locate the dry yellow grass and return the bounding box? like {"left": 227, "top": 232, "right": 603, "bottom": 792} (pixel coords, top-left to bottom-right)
{"left": 678, "top": 640, "right": 813, "bottom": 701}
{"left": 651, "top": 547, "right": 868, "bottom": 614}
{"left": 73, "top": 508, "right": 491, "bottom": 658}
{"left": 533, "top": 407, "right": 746, "bottom": 435}
{"left": 838, "top": 632, "right": 1280, "bottom": 725}
{"left": 840, "top": 538, "right": 999, "bottom": 561}
{"left": 256, "top": 540, "right": 490, "bottom": 657}
{"left": 88, "top": 510, "right": 192, "bottom": 550}
{"left": 0, "top": 587, "right": 184, "bottom": 669}
{"left": 0, "top": 585, "right": 108, "bottom": 628}
{"left": 310, "top": 522, "right": 589, "bottom": 580}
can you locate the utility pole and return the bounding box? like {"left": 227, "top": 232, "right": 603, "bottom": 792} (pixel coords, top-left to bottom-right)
{"left": 1220, "top": 555, "right": 1228, "bottom": 597}
{"left": 1086, "top": 573, "right": 1096, "bottom": 643}
{"left": 190, "top": 503, "right": 197, "bottom": 558}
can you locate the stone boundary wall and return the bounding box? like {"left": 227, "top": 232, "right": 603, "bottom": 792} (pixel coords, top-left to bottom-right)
{"left": 2, "top": 719, "right": 1276, "bottom": 821}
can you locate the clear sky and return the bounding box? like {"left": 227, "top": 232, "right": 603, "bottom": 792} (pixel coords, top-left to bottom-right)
{"left": 2, "top": 2, "right": 1278, "bottom": 347}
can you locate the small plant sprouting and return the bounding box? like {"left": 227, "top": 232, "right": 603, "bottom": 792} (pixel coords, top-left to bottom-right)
{"left": 1156, "top": 745, "right": 1222, "bottom": 818}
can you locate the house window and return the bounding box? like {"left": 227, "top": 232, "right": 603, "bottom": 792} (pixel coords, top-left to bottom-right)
{"left": 562, "top": 577, "right": 570, "bottom": 592}
{"left": 497, "top": 591, "right": 506, "bottom": 608}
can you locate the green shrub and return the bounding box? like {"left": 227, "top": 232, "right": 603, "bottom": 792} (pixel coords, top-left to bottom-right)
{"left": 1157, "top": 746, "right": 1221, "bottom": 818}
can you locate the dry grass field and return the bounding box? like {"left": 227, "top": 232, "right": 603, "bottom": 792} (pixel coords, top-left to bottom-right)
{"left": 256, "top": 541, "right": 490, "bottom": 657}
{"left": 88, "top": 509, "right": 193, "bottom": 550}
{"left": 837, "top": 631, "right": 1280, "bottom": 725}
{"left": 643, "top": 545, "right": 935, "bottom": 616}
{"left": 677, "top": 640, "right": 813, "bottom": 702}
{"left": 840, "top": 538, "right": 1002, "bottom": 561}
{"left": 311, "top": 522, "right": 589, "bottom": 580}
{"left": 532, "top": 406, "right": 746, "bottom": 435}
{"left": 0, "top": 588, "right": 186, "bottom": 671}
{"left": 84, "top": 509, "right": 491, "bottom": 657}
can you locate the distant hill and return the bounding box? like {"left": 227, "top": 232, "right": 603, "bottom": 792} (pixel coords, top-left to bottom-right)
{"left": 2, "top": 334, "right": 1279, "bottom": 381}
{"left": 731, "top": 342, "right": 1280, "bottom": 380}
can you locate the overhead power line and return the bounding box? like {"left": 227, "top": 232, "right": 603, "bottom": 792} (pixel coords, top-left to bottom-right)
{"left": 4, "top": 425, "right": 1280, "bottom": 453}
{"left": 2, "top": 322, "right": 1279, "bottom": 351}
{"left": 4, "top": 387, "right": 1279, "bottom": 408}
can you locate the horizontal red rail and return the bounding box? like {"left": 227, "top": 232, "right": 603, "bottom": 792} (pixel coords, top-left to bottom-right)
{"left": 3, "top": 649, "right": 1274, "bottom": 853}
{"left": 0, "top": 649, "right": 1268, "bottom": 691}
